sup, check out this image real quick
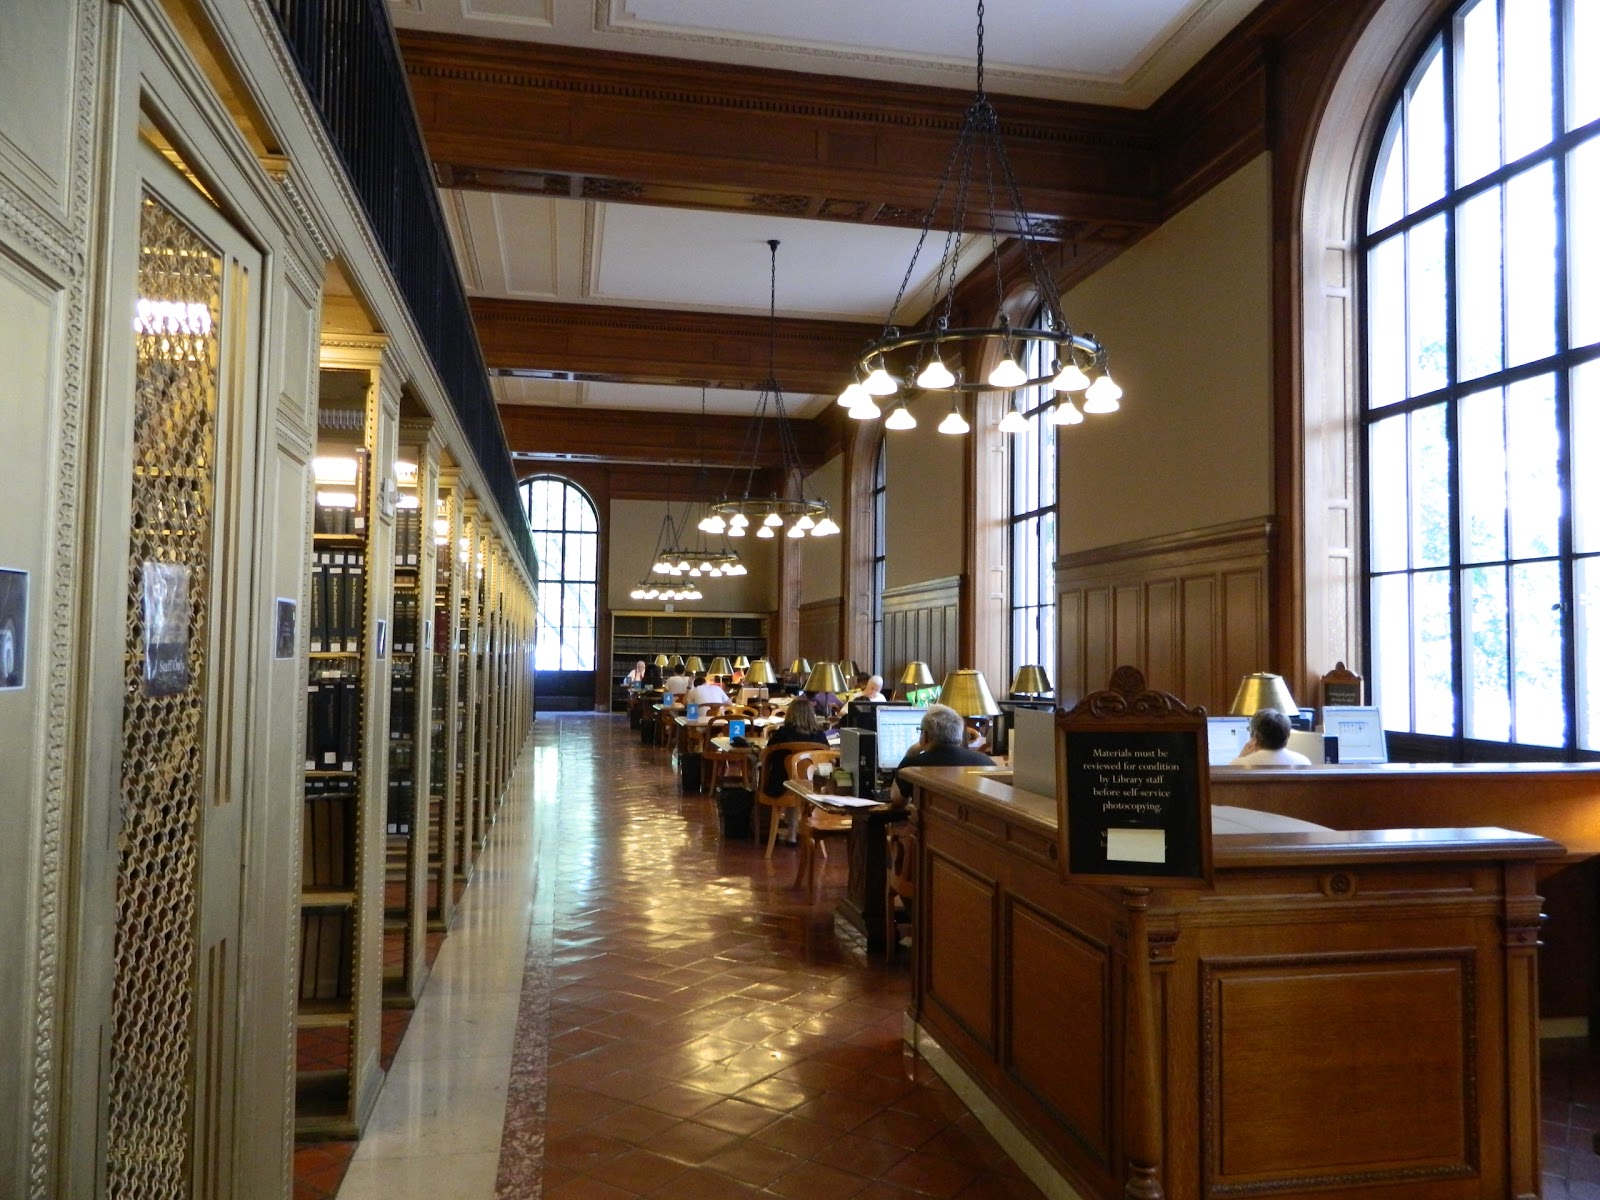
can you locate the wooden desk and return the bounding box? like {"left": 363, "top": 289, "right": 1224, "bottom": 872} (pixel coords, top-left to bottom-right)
{"left": 784, "top": 781, "right": 901, "bottom": 949}
{"left": 900, "top": 765, "right": 1563, "bottom": 1200}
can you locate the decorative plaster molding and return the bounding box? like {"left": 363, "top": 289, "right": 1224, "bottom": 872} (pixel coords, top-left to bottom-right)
{"left": 0, "top": 178, "right": 76, "bottom": 283}
{"left": 268, "top": 167, "right": 335, "bottom": 265}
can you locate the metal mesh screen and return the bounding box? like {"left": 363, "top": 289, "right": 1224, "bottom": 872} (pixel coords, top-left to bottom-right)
{"left": 106, "top": 191, "right": 222, "bottom": 1197}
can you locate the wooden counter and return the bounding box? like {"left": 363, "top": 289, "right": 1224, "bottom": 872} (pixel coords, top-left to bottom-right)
{"left": 900, "top": 765, "right": 1564, "bottom": 1200}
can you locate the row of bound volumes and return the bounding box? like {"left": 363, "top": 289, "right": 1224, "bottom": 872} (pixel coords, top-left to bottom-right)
{"left": 298, "top": 907, "right": 353, "bottom": 1004}
{"left": 308, "top": 550, "right": 366, "bottom": 653}
{"left": 391, "top": 591, "right": 422, "bottom": 654}
{"left": 387, "top": 769, "right": 413, "bottom": 836}
{"left": 303, "top": 780, "right": 355, "bottom": 889}
{"left": 306, "top": 674, "right": 361, "bottom": 771}
{"left": 393, "top": 506, "right": 423, "bottom": 567}
{"left": 389, "top": 673, "right": 417, "bottom": 742}
{"left": 312, "top": 499, "right": 366, "bottom": 536}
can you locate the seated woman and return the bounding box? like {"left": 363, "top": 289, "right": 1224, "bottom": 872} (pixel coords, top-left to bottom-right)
{"left": 760, "top": 700, "right": 831, "bottom": 798}
{"left": 1228, "top": 708, "right": 1312, "bottom": 767}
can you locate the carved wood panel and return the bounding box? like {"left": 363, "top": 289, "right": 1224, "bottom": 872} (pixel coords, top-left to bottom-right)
{"left": 925, "top": 851, "right": 997, "bottom": 1053}
{"left": 798, "top": 598, "right": 842, "bottom": 666}
{"left": 881, "top": 576, "right": 960, "bottom": 684}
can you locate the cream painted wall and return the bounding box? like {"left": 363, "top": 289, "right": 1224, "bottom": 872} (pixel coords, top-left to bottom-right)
{"left": 885, "top": 388, "right": 966, "bottom": 589}
{"left": 798, "top": 453, "right": 844, "bottom": 603}
{"left": 608, "top": 497, "right": 778, "bottom": 613}
{"left": 1057, "top": 154, "right": 1273, "bottom": 553}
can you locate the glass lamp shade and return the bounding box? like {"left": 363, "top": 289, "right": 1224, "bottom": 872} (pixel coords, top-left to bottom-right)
{"left": 707, "top": 656, "right": 732, "bottom": 678}
{"left": 938, "top": 405, "right": 970, "bottom": 435}
{"left": 755, "top": 525, "right": 775, "bottom": 538}
{"left": 630, "top": 586, "right": 646, "bottom": 599}
{"left": 1051, "top": 400, "right": 1085, "bottom": 426}
{"left": 1083, "top": 373, "right": 1123, "bottom": 413}
{"left": 1009, "top": 665, "right": 1053, "bottom": 696}
{"left": 812, "top": 515, "right": 840, "bottom": 536}
{"left": 653, "top": 654, "right": 670, "bottom": 668}
{"left": 668, "top": 655, "right": 685, "bottom": 669}
{"left": 916, "top": 358, "right": 956, "bottom": 389}
{"left": 733, "top": 655, "right": 750, "bottom": 670}
{"left": 938, "top": 669, "right": 1002, "bottom": 717}
{"left": 1229, "top": 672, "right": 1300, "bottom": 717}
{"left": 684, "top": 656, "right": 705, "bottom": 673}
{"left": 884, "top": 404, "right": 916, "bottom": 430}
{"left": 803, "top": 662, "right": 848, "bottom": 694}
{"left": 997, "top": 405, "right": 1027, "bottom": 434}
{"left": 838, "top": 381, "right": 870, "bottom": 408}
{"left": 743, "top": 659, "right": 776, "bottom": 686}
{"left": 899, "top": 661, "right": 936, "bottom": 690}
{"left": 849, "top": 394, "right": 882, "bottom": 419}
{"left": 788, "top": 658, "right": 812, "bottom": 678}
{"left": 863, "top": 365, "right": 898, "bottom": 396}
{"left": 987, "top": 356, "right": 1027, "bottom": 388}
{"left": 1051, "top": 360, "right": 1092, "bottom": 392}
{"left": 786, "top": 523, "right": 806, "bottom": 538}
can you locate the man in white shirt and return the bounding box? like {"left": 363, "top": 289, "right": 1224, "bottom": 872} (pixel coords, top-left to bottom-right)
{"left": 1228, "top": 708, "right": 1312, "bottom": 767}
{"left": 859, "top": 674, "right": 886, "bottom": 702}
{"left": 662, "top": 669, "right": 693, "bottom": 700}
{"left": 685, "top": 673, "right": 731, "bottom": 706}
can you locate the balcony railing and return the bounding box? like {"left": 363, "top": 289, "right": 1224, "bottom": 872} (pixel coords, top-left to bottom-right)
{"left": 266, "top": 0, "right": 537, "bottom": 582}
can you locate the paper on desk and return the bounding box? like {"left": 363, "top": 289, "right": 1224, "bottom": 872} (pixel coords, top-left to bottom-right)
{"left": 804, "top": 791, "right": 880, "bottom": 808}
{"left": 1106, "top": 827, "right": 1166, "bottom": 864}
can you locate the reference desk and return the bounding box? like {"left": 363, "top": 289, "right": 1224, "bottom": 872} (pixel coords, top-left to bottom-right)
{"left": 899, "top": 765, "right": 1563, "bottom": 1200}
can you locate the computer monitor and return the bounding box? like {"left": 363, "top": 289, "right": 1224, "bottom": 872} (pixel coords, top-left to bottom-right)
{"left": 875, "top": 706, "right": 927, "bottom": 772}
{"left": 1319, "top": 705, "right": 1388, "bottom": 763}
{"left": 1206, "top": 716, "right": 1253, "bottom": 766}
{"left": 842, "top": 699, "right": 915, "bottom": 733}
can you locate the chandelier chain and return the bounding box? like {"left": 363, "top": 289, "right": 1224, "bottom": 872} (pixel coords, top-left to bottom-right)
{"left": 975, "top": 0, "right": 986, "bottom": 99}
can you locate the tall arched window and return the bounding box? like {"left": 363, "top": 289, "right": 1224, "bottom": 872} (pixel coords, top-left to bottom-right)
{"left": 520, "top": 475, "right": 598, "bottom": 671}
{"left": 1362, "top": 0, "right": 1599, "bottom": 754}
{"left": 871, "top": 436, "right": 887, "bottom": 673}
{"left": 1009, "top": 313, "right": 1058, "bottom": 681}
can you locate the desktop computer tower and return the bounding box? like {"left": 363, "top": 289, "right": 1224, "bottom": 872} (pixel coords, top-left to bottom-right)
{"left": 837, "top": 728, "right": 876, "bottom": 798}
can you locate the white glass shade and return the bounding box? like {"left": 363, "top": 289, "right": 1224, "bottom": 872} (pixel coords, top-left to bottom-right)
{"left": 727, "top": 525, "right": 745, "bottom": 537}
{"left": 756, "top": 525, "right": 775, "bottom": 538}
{"left": 786, "top": 524, "right": 806, "bottom": 538}
{"left": 916, "top": 358, "right": 956, "bottom": 389}
{"left": 938, "top": 406, "right": 970, "bottom": 435}
{"left": 1051, "top": 401, "right": 1084, "bottom": 425}
{"left": 762, "top": 511, "right": 783, "bottom": 527}
{"left": 728, "top": 512, "right": 749, "bottom": 529}
{"left": 997, "top": 406, "right": 1027, "bottom": 434}
{"left": 884, "top": 404, "right": 916, "bottom": 430}
{"left": 795, "top": 513, "right": 815, "bottom": 530}
{"left": 1083, "top": 373, "right": 1123, "bottom": 413}
{"left": 1051, "top": 360, "right": 1092, "bottom": 392}
{"left": 849, "top": 394, "right": 882, "bottom": 419}
{"left": 987, "top": 356, "right": 1027, "bottom": 388}
{"left": 838, "top": 381, "right": 871, "bottom": 408}
{"left": 863, "top": 366, "right": 899, "bottom": 396}
{"left": 812, "top": 516, "right": 840, "bottom": 536}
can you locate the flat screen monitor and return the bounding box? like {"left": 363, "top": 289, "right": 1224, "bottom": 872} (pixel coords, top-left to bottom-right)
{"left": 1206, "top": 716, "right": 1253, "bottom": 766}
{"left": 875, "top": 706, "right": 927, "bottom": 772}
{"left": 1319, "top": 705, "right": 1388, "bottom": 763}
{"left": 842, "top": 699, "right": 915, "bottom": 732}
{"left": 1009, "top": 706, "right": 1058, "bottom": 797}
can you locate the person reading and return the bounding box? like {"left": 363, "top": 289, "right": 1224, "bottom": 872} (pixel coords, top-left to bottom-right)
{"left": 1228, "top": 708, "right": 1312, "bottom": 767}
{"left": 685, "top": 672, "right": 731, "bottom": 707}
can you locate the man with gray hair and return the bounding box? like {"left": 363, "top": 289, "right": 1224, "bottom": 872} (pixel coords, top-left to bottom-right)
{"left": 894, "top": 702, "right": 994, "bottom": 799}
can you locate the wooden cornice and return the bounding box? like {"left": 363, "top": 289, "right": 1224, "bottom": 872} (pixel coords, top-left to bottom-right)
{"left": 500, "top": 403, "right": 830, "bottom": 472}
{"left": 399, "top": 30, "right": 1161, "bottom": 246}
{"left": 473, "top": 298, "right": 876, "bottom": 395}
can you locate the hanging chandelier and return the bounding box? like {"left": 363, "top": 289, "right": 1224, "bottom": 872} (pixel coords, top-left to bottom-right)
{"left": 701, "top": 240, "right": 839, "bottom": 539}
{"left": 632, "top": 512, "right": 705, "bottom": 602}
{"left": 649, "top": 510, "right": 748, "bottom": 583}
{"left": 838, "top": 0, "right": 1124, "bottom": 435}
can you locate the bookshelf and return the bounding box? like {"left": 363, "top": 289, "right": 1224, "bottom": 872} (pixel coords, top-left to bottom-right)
{"left": 608, "top": 611, "right": 770, "bottom": 706}
{"left": 454, "top": 499, "right": 484, "bottom": 882}
{"left": 295, "top": 341, "right": 397, "bottom": 1138}
{"left": 427, "top": 472, "right": 460, "bottom": 931}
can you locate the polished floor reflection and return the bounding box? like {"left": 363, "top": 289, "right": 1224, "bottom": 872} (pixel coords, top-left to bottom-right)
{"left": 330, "top": 712, "right": 1041, "bottom": 1200}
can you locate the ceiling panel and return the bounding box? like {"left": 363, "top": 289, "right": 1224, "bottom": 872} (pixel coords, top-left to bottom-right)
{"left": 493, "top": 375, "right": 837, "bottom": 418}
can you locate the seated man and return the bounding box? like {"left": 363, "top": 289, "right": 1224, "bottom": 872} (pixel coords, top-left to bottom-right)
{"left": 685, "top": 672, "right": 731, "bottom": 707}
{"left": 662, "top": 668, "right": 693, "bottom": 700}
{"left": 895, "top": 703, "right": 995, "bottom": 799}
{"left": 1228, "top": 708, "right": 1312, "bottom": 767}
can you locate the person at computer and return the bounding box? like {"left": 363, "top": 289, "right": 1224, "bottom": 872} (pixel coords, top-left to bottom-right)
{"left": 894, "top": 703, "right": 995, "bottom": 800}
{"left": 685, "top": 672, "right": 731, "bottom": 707}
{"left": 1228, "top": 708, "right": 1312, "bottom": 767}
{"left": 662, "top": 667, "right": 693, "bottom": 701}
{"left": 858, "top": 674, "right": 886, "bottom": 702}
{"left": 760, "top": 701, "right": 831, "bottom": 800}
{"left": 622, "top": 660, "right": 647, "bottom": 688}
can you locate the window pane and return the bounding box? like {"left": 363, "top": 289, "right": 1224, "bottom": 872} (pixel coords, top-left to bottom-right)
{"left": 1505, "top": 374, "right": 1560, "bottom": 558}
{"left": 1370, "top": 107, "right": 1406, "bottom": 229}
{"left": 1571, "top": 139, "right": 1599, "bottom": 350}
{"left": 1368, "top": 238, "right": 1408, "bottom": 408}
{"left": 1454, "top": 0, "right": 1503, "bottom": 184}
{"left": 1578, "top": 555, "right": 1600, "bottom": 749}
{"left": 1373, "top": 573, "right": 1415, "bottom": 731}
{"left": 1504, "top": 0, "right": 1556, "bottom": 161}
{"left": 1575, "top": 360, "right": 1600, "bottom": 553}
{"left": 1458, "top": 387, "right": 1507, "bottom": 563}
{"left": 1455, "top": 187, "right": 1504, "bottom": 381}
{"left": 1511, "top": 560, "right": 1564, "bottom": 744}
{"left": 1410, "top": 404, "right": 1451, "bottom": 568}
{"left": 1369, "top": 415, "right": 1410, "bottom": 571}
{"left": 567, "top": 486, "right": 595, "bottom": 532}
{"left": 1505, "top": 162, "right": 1557, "bottom": 366}
{"left": 1574, "top": 0, "right": 1600, "bottom": 128}
{"left": 1407, "top": 45, "right": 1448, "bottom": 212}
{"left": 1413, "top": 568, "right": 1456, "bottom": 734}
{"left": 1463, "top": 565, "right": 1511, "bottom": 739}
{"left": 569, "top": 532, "right": 597, "bottom": 583}
{"left": 1408, "top": 216, "right": 1448, "bottom": 395}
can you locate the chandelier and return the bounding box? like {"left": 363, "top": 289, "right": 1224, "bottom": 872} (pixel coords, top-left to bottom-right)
{"left": 838, "top": 0, "right": 1124, "bottom": 434}
{"left": 700, "top": 240, "right": 840, "bottom": 539}
{"left": 650, "top": 511, "right": 747, "bottom": 581}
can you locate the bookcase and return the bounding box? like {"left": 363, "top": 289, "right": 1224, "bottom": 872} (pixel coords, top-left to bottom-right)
{"left": 382, "top": 421, "right": 439, "bottom": 1008}
{"left": 427, "top": 471, "right": 460, "bottom": 930}
{"left": 297, "top": 338, "right": 398, "bottom": 1137}
{"left": 609, "top": 611, "right": 770, "bottom": 705}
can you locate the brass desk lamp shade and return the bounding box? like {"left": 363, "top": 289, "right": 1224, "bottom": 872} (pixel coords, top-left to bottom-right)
{"left": 1010, "top": 665, "right": 1053, "bottom": 696}
{"left": 707, "top": 656, "right": 732, "bottom": 678}
{"left": 899, "top": 661, "right": 936, "bottom": 689}
{"left": 684, "top": 656, "right": 705, "bottom": 673}
{"left": 742, "top": 659, "right": 776, "bottom": 686}
{"left": 938, "top": 669, "right": 1002, "bottom": 717}
{"left": 1229, "top": 672, "right": 1300, "bottom": 717}
{"left": 788, "top": 658, "right": 812, "bottom": 678}
{"left": 803, "top": 662, "right": 847, "bottom": 694}
{"left": 653, "top": 654, "right": 669, "bottom": 668}
{"left": 733, "top": 655, "right": 750, "bottom": 670}
{"left": 837, "top": 659, "right": 858, "bottom": 681}
{"left": 668, "top": 654, "right": 684, "bottom": 669}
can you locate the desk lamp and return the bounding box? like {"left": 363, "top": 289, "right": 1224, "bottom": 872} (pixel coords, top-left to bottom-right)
{"left": 743, "top": 659, "right": 776, "bottom": 686}
{"left": 668, "top": 654, "right": 684, "bottom": 670}
{"left": 707, "top": 656, "right": 732, "bottom": 680}
{"left": 733, "top": 655, "right": 750, "bottom": 671}
{"left": 685, "top": 655, "right": 705, "bottom": 674}
{"left": 837, "top": 659, "right": 858, "bottom": 682}
{"left": 803, "top": 662, "right": 847, "bottom": 696}
{"left": 1009, "top": 665, "right": 1053, "bottom": 699}
{"left": 897, "top": 660, "right": 936, "bottom": 701}
{"left": 653, "top": 654, "right": 669, "bottom": 669}
{"left": 939, "top": 669, "right": 1003, "bottom": 751}
{"left": 788, "top": 658, "right": 811, "bottom": 679}
{"left": 1229, "top": 672, "right": 1300, "bottom": 717}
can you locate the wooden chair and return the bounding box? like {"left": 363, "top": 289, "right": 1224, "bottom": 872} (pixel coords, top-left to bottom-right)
{"left": 701, "top": 718, "right": 752, "bottom": 792}
{"left": 756, "top": 742, "right": 807, "bottom": 856}
{"left": 785, "top": 749, "right": 852, "bottom": 897}
{"left": 884, "top": 820, "right": 917, "bottom": 961}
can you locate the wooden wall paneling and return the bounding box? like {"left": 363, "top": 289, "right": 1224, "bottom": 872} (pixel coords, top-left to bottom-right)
{"left": 1181, "top": 576, "right": 1218, "bottom": 709}
{"left": 1113, "top": 584, "right": 1142, "bottom": 670}
{"left": 798, "top": 598, "right": 842, "bottom": 664}
{"left": 1058, "top": 589, "right": 1085, "bottom": 704}
{"left": 925, "top": 851, "right": 998, "bottom": 1053}
{"left": 881, "top": 576, "right": 961, "bottom": 681}
{"left": 1144, "top": 579, "right": 1179, "bottom": 692}
{"left": 1222, "top": 567, "right": 1268, "bottom": 700}
{"left": 1083, "top": 587, "right": 1112, "bottom": 698}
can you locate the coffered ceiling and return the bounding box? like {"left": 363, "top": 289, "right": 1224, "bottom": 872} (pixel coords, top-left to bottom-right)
{"left": 387, "top": 0, "right": 1268, "bottom": 465}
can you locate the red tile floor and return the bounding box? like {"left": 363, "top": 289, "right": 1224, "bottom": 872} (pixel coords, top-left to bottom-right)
{"left": 298, "top": 712, "right": 1600, "bottom": 1199}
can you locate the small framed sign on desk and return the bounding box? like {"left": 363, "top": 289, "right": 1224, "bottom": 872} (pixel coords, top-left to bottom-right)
{"left": 1057, "top": 666, "right": 1213, "bottom": 888}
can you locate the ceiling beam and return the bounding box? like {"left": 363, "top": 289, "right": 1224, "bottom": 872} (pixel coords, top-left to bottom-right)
{"left": 399, "top": 31, "right": 1161, "bottom": 249}
{"left": 474, "top": 299, "right": 878, "bottom": 395}
{"left": 500, "top": 403, "right": 832, "bottom": 473}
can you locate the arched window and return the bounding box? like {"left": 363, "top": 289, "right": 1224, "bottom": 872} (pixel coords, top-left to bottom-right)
{"left": 871, "top": 436, "right": 887, "bottom": 672}
{"left": 1009, "top": 312, "right": 1058, "bottom": 681}
{"left": 1361, "top": 0, "right": 1599, "bottom": 753}
{"left": 520, "top": 475, "right": 598, "bottom": 671}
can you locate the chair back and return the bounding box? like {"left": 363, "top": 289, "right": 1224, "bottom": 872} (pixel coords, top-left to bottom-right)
{"left": 785, "top": 748, "right": 840, "bottom": 785}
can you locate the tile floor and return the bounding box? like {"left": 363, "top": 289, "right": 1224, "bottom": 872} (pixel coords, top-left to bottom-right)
{"left": 307, "top": 711, "right": 1600, "bottom": 1200}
